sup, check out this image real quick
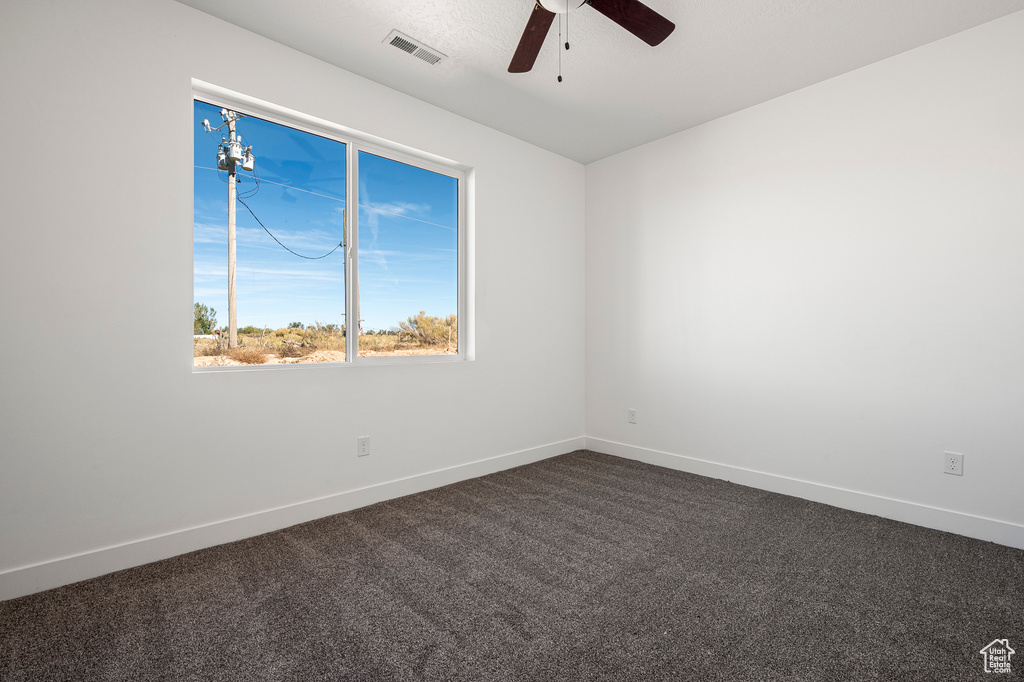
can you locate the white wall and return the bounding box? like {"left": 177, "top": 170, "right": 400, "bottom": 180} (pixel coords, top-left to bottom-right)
{"left": 0, "top": 0, "right": 585, "bottom": 599}
{"left": 586, "top": 12, "right": 1024, "bottom": 548}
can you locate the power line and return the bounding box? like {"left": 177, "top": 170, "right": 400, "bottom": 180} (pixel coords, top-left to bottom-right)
{"left": 236, "top": 196, "right": 344, "bottom": 260}
{"left": 249, "top": 174, "right": 344, "bottom": 204}
{"left": 362, "top": 205, "right": 456, "bottom": 232}
{"left": 237, "top": 164, "right": 261, "bottom": 200}
{"left": 198, "top": 165, "right": 453, "bottom": 232}
{"left": 194, "top": 165, "right": 345, "bottom": 203}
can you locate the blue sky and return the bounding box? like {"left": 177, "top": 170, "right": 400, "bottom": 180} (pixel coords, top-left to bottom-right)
{"left": 193, "top": 100, "right": 458, "bottom": 332}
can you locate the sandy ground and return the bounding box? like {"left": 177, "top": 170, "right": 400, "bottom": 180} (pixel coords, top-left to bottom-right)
{"left": 194, "top": 347, "right": 455, "bottom": 367}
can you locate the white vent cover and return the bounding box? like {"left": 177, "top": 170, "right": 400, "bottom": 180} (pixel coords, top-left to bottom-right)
{"left": 383, "top": 30, "right": 446, "bottom": 66}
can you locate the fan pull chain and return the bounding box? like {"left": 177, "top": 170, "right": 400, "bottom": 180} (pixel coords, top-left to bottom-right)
{"left": 557, "top": 13, "right": 563, "bottom": 82}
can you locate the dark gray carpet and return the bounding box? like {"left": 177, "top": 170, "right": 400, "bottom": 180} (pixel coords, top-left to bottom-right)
{"left": 1, "top": 450, "right": 1021, "bottom": 681}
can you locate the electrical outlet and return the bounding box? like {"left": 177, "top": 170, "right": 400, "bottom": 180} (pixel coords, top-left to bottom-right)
{"left": 357, "top": 436, "right": 371, "bottom": 458}
{"left": 627, "top": 408, "right": 638, "bottom": 425}
{"left": 944, "top": 451, "right": 963, "bottom": 476}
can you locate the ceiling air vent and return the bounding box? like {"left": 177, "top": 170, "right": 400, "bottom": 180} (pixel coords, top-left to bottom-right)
{"left": 384, "top": 30, "right": 446, "bottom": 66}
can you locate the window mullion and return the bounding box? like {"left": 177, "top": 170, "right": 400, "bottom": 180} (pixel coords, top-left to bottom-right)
{"left": 346, "top": 143, "right": 360, "bottom": 363}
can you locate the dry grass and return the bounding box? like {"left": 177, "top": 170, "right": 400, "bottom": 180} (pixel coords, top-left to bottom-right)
{"left": 275, "top": 343, "right": 314, "bottom": 358}
{"left": 194, "top": 342, "right": 224, "bottom": 357}
{"left": 228, "top": 347, "right": 270, "bottom": 364}
{"left": 301, "top": 323, "right": 346, "bottom": 352}
{"left": 194, "top": 323, "right": 456, "bottom": 365}
{"left": 358, "top": 333, "right": 400, "bottom": 354}
{"left": 399, "top": 312, "right": 457, "bottom": 348}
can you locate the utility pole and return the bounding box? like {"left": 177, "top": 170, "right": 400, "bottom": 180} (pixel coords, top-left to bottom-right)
{"left": 226, "top": 114, "right": 238, "bottom": 349}
{"left": 203, "top": 109, "right": 254, "bottom": 349}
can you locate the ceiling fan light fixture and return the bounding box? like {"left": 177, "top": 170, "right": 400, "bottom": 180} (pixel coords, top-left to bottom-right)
{"left": 538, "top": 0, "right": 586, "bottom": 14}
{"left": 510, "top": 0, "right": 674, "bottom": 73}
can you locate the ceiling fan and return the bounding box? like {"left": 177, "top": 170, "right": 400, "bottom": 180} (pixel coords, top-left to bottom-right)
{"left": 509, "top": 0, "right": 675, "bottom": 74}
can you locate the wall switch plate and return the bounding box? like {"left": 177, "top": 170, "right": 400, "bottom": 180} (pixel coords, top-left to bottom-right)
{"left": 944, "top": 451, "right": 963, "bottom": 476}
{"left": 627, "top": 408, "right": 638, "bottom": 424}
{"left": 357, "top": 436, "right": 371, "bottom": 457}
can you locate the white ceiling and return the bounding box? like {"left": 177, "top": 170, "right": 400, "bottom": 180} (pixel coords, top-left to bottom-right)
{"left": 173, "top": 0, "right": 1022, "bottom": 164}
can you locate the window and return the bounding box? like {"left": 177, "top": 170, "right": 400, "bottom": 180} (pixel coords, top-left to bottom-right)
{"left": 192, "top": 83, "right": 466, "bottom": 368}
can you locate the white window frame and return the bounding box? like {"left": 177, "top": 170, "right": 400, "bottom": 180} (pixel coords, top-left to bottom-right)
{"left": 192, "top": 80, "right": 470, "bottom": 371}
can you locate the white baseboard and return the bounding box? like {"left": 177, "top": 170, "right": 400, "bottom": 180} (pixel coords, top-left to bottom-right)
{"left": 586, "top": 437, "right": 1024, "bottom": 551}
{"left": 0, "top": 437, "right": 586, "bottom": 601}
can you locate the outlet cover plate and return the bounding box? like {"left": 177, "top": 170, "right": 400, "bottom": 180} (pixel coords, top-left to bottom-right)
{"left": 627, "top": 408, "right": 638, "bottom": 424}
{"left": 944, "top": 451, "right": 963, "bottom": 476}
{"left": 357, "top": 436, "right": 371, "bottom": 457}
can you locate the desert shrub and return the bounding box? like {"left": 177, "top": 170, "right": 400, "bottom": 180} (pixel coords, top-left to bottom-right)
{"left": 194, "top": 303, "right": 217, "bottom": 335}
{"left": 359, "top": 333, "right": 399, "bottom": 353}
{"left": 399, "top": 312, "right": 457, "bottom": 347}
{"left": 228, "top": 347, "right": 269, "bottom": 364}
{"left": 275, "top": 342, "right": 313, "bottom": 358}
{"left": 302, "top": 321, "right": 345, "bottom": 351}
{"left": 287, "top": 321, "right": 305, "bottom": 330}
{"left": 237, "top": 325, "right": 263, "bottom": 335}
{"left": 194, "top": 344, "right": 224, "bottom": 357}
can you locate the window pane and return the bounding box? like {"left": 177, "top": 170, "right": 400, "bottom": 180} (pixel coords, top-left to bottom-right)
{"left": 193, "top": 100, "right": 347, "bottom": 366}
{"left": 357, "top": 151, "right": 459, "bottom": 357}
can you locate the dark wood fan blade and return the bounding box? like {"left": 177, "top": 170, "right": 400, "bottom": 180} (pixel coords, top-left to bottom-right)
{"left": 587, "top": 0, "right": 675, "bottom": 46}
{"left": 509, "top": 2, "right": 556, "bottom": 73}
